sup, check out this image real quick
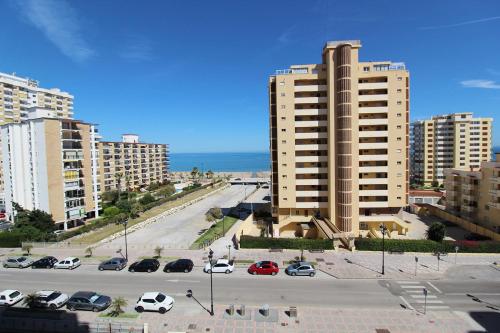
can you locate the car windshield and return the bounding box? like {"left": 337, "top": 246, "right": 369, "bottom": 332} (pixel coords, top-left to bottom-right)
{"left": 89, "top": 294, "right": 100, "bottom": 303}
{"left": 155, "top": 294, "right": 166, "bottom": 302}
{"left": 292, "top": 263, "right": 300, "bottom": 269}
{"left": 18, "top": 257, "right": 27, "bottom": 262}
{"left": 46, "top": 292, "right": 62, "bottom": 301}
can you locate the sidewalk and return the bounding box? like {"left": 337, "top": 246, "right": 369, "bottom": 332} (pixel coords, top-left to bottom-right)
{"left": 76, "top": 304, "right": 488, "bottom": 333}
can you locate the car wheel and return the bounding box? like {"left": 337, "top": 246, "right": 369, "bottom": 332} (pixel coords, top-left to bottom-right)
{"left": 147, "top": 269, "right": 152, "bottom": 273}
{"left": 68, "top": 305, "right": 75, "bottom": 311}
{"left": 99, "top": 267, "right": 104, "bottom": 271}
{"left": 159, "top": 307, "right": 166, "bottom": 314}
{"left": 252, "top": 271, "right": 257, "bottom": 275}
{"left": 206, "top": 269, "right": 212, "bottom": 273}
{"left": 166, "top": 269, "right": 171, "bottom": 273}
{"left": 291, "top": 272, "right": 297, "bottom": 276}
{"left": 92, "top": 307, "right": 99, "bottom": 312}
{"left": 225, "top": 269, "right": 230, "bottom": 274}
{"left": 115, "top": 267, "right": 120, "bottom": 271}
{"left": 130, "top": 269, "right": 135, "bottom": 272}
{"left": 271, "top": 272, "right": 277, "bottom": 276}
{"left": 3, "top": 264, "right": 7, "bottom": 268}
{"left": 49, "top": 304, "right": 57, "bottom": 310}
{"left": 136, "top": 306, "right": 144, "bottom": 313}
{"left": 184, "top": 269, "right": 188, "bottom": 273}
{"left": 309, "top": 272, "right": 315, "bottom": 277}
{"left": 46, "top": 265, "right": 51, "bottom": 269}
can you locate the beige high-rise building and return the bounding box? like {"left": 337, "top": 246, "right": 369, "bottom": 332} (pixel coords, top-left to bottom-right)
{"left": 0, "top": 72, "right": 74, "bottom": 193}
{"left": 1, "top": 109, "right": 100, "bottom": 230}
{"left": 269, "top": 40, "right": 410, "bottom": 243}
{"left": 444, "top": 153, "right": 500, "bottom": 233}
{"left": 412, "top": 113, "right": 492, "bottom": 186}
{"left": 98, "top": 134, "right": 169, "bottom": 193}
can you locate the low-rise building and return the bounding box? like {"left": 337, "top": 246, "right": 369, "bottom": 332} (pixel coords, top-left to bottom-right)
{"left": 444, "top": 152, "right": 500, "bottom": 233}
{"left": 98, "top": 134, "right": 169, "bottom": 192}
{"left": 1, "top": 108, "right": 100, "bottom": 229}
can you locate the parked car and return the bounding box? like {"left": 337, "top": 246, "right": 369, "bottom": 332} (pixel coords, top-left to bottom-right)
{"left": 0, "top": 290, "right": 24, "bottom": 306}
{"left": 248, "top": 261, "right": 279, "bottom": 275}
{"left": 53, "top": 230, "right": 65, "bottom": 236}
{"left": 128, "top": 259, "right": 160, "bottom": 273}
{"left": 285, "top": 262, "right": 316, "bottom": 277}
{"left": 163, "top": 259, "right": 194, "bottom": 273}
{"left": 53, "top": 257, "right": 81, "bottom": 270}
{"left": 3, "top": 256, "right": 33, "bottom": 268}
{"left": 31, "top": 256, "right": 58, "bottom": 269}
{"left": 203, "top": 259, "right": 234, "bottom": 274}
{"left": 66, "top": 291, "right": 111, "bottom": 312}
{"left": 98, "top": 257, "right": 127, "bottom": 271}
{"left": 135, "top": 292, "right": 174, "bottom": 314}
{"left": 30, "top": 290, "right": 69, "bottom": 310}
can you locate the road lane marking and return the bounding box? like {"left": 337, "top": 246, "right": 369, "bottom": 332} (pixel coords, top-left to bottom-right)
{"left": 166, "top": 279, "right": 200, "bottom": 283}
{"left": 447, "top": 293, "right": 500, "bottom": 296}
{"left": 401, "top": 285, "right": 425, "bottom": 289}
{"left": 410, "top": 295, "right": 437, "bottom": 299}
{"left": 415, "top": 300, "right": 443, "bottom": 304}
{"left": 427, "top": 282, "right": 442, "bottom": 294}
{"left": 396, "top": 281, "right": 420, "bottom": 284}
{"left": 425, "top": 305, "right": 450, "bottom": 309}
{"left": 399, "top": 296, "right": 414, "bottom": 310}
{"left": 406, "top": 290, "right": 423, "bottom": 293}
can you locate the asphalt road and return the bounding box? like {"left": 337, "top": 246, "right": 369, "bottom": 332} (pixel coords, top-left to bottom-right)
{"left": 100, "top": 184, "right": 256, "bottom": 250}
{"left": 0, "top": 264, "right": 498, "bottom": 314}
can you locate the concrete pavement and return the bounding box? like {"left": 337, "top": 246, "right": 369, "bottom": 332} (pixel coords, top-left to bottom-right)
{"left": 98, "top": 184, "right": 256, "bottom": 250}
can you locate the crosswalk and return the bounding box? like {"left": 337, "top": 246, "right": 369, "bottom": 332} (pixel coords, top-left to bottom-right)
{"left": 395, "top": 281, "right": 450, "bottom": 311}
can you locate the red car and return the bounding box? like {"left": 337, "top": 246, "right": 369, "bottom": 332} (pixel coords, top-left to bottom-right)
{"left": 248, "top": 261, "right": 279, "bottom": 276}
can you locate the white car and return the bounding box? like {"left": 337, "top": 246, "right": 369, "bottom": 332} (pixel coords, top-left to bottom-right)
{"left": 0, "top": 290, "right": 24, "bottom": 306}
{"left": 203, "top": 259, "right": 234, "bottom": 274}
{"left": 135, "top": 292, "right": 174, "bottom": 314}
{"left": 31, "top": 290, "right": 69, "bottom": 310}
{"left": 54, "top": 257, "right": 81, "bottom": 270}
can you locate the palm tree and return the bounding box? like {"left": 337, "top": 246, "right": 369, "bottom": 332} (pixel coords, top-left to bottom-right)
{"left": 206, "top": 170, "right": 214, "bottom": 179}
{"left": 115, "top": 172, "right": 123, "bottom": 197}
{"left": 154, "top": 246, "right": 163, "bottom": 258}
{"left": 191, "top": 167, "right": 199, "bottom": 181}
{"left": 124, "top": 173, "right": 132, "bottom": 201}
{"left": 23, "top": 293, "right": 38, "bottom": 308}
{"left": 85, "top": 247, "right": 93, "bottom": 257}
{"left": 109, "top": 297, "right": 127, "bottom": 317}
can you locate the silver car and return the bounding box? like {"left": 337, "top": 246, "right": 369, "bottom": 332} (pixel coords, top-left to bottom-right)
{"left": 98, "top": 257, "right": 127, "bottom": 271}
{"left": 3, "top": 256, "right": 34, "bottom": 268}
{"left": 285, "top": 261, "right": 316, "bottom": 277}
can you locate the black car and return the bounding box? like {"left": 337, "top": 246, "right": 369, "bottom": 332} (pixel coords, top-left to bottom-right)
{"left": 31, "top": 256, "right": 58, "bottom": 269}
{"left": 128, "top": 259, "right": 160, "bottom": 273}
{"left": 163, "top": 259, "right": 194, "bottom": 273}
{"left": 66, "top": 291, "right": 111, "bottom": 312}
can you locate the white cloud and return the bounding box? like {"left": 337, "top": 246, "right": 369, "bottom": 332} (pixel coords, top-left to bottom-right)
{"left": 15, "top": 0, "right": 94, "bottom": 62}
{"left": 461, "top": 80, "right": 500, "bottom": 89}
{"left": 420, "top": 16, "right": 500, "bottom": 30}
{"left": 119, "top": 35, "right": 154, "bottom": 62}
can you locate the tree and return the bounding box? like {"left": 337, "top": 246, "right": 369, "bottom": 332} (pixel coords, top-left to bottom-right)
{"left": 431, "top": 180, "right": 439, "bottom": 188}
{"left": 191, "top": 167, "right": 199, "bottom": 181}
{"left": 109, "top": 297, "right": 127, "bottom": 316}
{"left": 104, "top": 206, "right": 121, "bottom": 217}
{"left": 158, "top": 184, "right": 176, "bottom": 198}
{"left": 102, "top": 190, "right": 119, "bottom": 204}
{"left": 130, "top": 202, "right": 143, "bottom": 218}
{"left": 154, "top": 246, "right": 163, "bottom": 258}
{"left": 22, "top": 243, "right": 33, "bottom": 255}
{"left": 116, "top": 200, "right": 132, "bottom": 213}
{"left": 85, "top": 247, "right": 93, "bottom": 257}
{"left": 139, "top": 193, "right": 155, "bottom": 205}
{"left": 426, "top": 222, "right": 446, "bottom": 242}
{"left": 115, "top": 172, "right": 123, "bottom": 195}
{"left": 23, "top": 293, "right": 38, "bottom": 308}
{"left": 206, "top": 170, "right": 214, "bottom": 179}
{"left": 205, "top": 206, "right": 223, "bottom": 223}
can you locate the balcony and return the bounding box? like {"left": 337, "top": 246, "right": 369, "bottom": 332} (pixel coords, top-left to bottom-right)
{"left": 462, "top": 205, "right": 476, "bottom": 213}
{"left": 295, "top": 179, "right": 328, "bottom": 185}
{"left": 295, "top": 108, "right": 328, "bottom": 116}
{"left": 359, "top": 190, "right": 389, "bottom": 197}
{"left": 295, "top": 155, "right": 328, "bottom": 163}
{"left": 359, "top": 130, "right": 388, "bottom": 138}
{"left": 295, "top": 120, "right": 328, "bottom": 128}
{"left": 359, "top": 178, "right": 388, "bottom": 185}
{"left": 359, "top": 201, "right": 389, "bottom": 208}
{"left": 358, "top": 94, "right": 388, "bottom": 102}
{"left": 488, "top": 202, "right": 500, "bottom": 209}
{"left": 358, "top": 154, "right": 388, "bottom": 161}
{"left": 358, "top": 166, "right": 388, "bottom": 173}
{"left": 296, "top": 202, "right": 328, "bottom": 209}
{"left": 294, "top": 85, "right": 327, "bottom": 92}
{"left": 294, "top": 96, "right": 327, "bottom": 104}
{"left": 296, "top": 190, "right": 328, "bottom": 197}
{"left": 296, "top": 167, "right": 328, "bottom": 174}
{"left": 295, "top": 144, "right": 328, "bottom": 151}
{"left": 462, "top": 183, "right": 475, "bottom": 191}
{"left": 489, "top": 189, "right": 500, "bottom": 197}
{"left": 294, "top": 132, "right": 328, "bottom": 140}
{"left": 359, "top": 142, "right": 388, "bottom": 150}
{"left": 359, "top": 118, "right": 388, "bottom": 126}
{"left": 358, "top": 82, "right": 388, "bottom": 90}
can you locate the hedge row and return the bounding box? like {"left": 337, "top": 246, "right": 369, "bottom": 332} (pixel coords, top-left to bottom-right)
{"left": 0, "top": 232, "right": 23, "bottom": 248}
{"left": 240, "top": 235, "right": 334, "bottom": 250}
{"left": 354, "top": 238, "right": 500, "bottom": 253}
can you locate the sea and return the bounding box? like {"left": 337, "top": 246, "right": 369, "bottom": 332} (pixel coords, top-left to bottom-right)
{"left": 170, "top": 152, "right": 270, "bottom": 172}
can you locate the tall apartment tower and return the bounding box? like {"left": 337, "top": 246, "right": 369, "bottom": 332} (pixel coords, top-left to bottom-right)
{"left": 0, "top": 72, "right": 74, "bottom": 193}
{"left": 1, "top": 109, "right": 100, "bottom": 230}
{"left": 412, "top": 113, "right": 492, "bottom": 186}
{"left": 98, "top": 135, "right": 169, "bottom": 192}
{"left": 269, "top": 40, "right": 410, "bottom": 242}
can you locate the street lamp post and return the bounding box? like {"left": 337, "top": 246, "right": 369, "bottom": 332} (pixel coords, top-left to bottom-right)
{"left": 208, "top": 248, "right": 214, "bottom": 316}
{"left": 226, "top": 244, "right": 232, "bottom": 260}
{"left": 122, "top": 220, "right": 129, "bottom": 261}
{"left": 414, "top": 256, "right": 418, "bottom": 276}
{"left": 454, "top": 246, "right": 459, "bottom": 265}
{"left": 379, "top": 224, "right": 387, "bottom": 275}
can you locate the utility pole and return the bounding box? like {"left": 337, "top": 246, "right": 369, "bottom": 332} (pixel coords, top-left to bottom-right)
{"left": 379, "top": 224, "right": 387, "bottom": 275}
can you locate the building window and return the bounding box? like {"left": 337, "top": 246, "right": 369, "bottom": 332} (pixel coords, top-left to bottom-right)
{"left": 280, "top": 93, "right": 285, "bottom": 97}
{"left": 397, "top": 113, "right": 402, "bottom": 117}
{"left": 281, "top": 140, "right": 286, "bottom": 144}
{"left": 397, "top": 125, "right": 402, "bottom": 129}
{"left": 363, "top": 66, "right": 370, "bottom": 72}
{"left": 397, "top": 161, "right": 402, "bottom": 165}
{"left": 397, "top": 185, "right": 402, "bottom": 189}
{"left": 281, "top": 117, "right": 286, "bottom": 120}
{"left": 281, "top": 129, "right": 286, "bottom": 132}
{"left": 397, "top": 89, "right": 402, "bottom": 93}
{"left": 397, "top": 101, "right": 402, "bottom": 105}
{"left": 397, "top": 77, "right": 402, "bottom": 81}
{"left": 281, "top": 105, "right": 286, "bottom": 109}
{"left": 397, "top": 196, "right": 401, "bottom": 200}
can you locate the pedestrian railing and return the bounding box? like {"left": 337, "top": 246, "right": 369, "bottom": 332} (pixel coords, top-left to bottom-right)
{"left": 89, "top": 322, "right": 144, "bottom": 333}
{"left": 198, "top": 233, "right": 222, "bottom": 249}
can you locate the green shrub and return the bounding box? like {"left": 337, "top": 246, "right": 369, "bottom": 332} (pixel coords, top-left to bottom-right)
{"left": 103, "top": 206, "right": 120, "bottom": 217}
{"left": 139, "top": 193, "right": 155, "bottom": 205}
{"left": 354, "top": 238, "right": 500, "bottom": 253}
{"left": 0, "top": 231, "right": 23, "bottom": 247}
{"left": 240, "top": 235, "right": 333, "bottom": 250}
{"left": 426, "top": 222, "right": 446, "bottom": 242}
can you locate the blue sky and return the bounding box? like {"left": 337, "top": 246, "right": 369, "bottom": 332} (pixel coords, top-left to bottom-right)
{"left": 1, "top": 0, "right": 499, "bottom": 152}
